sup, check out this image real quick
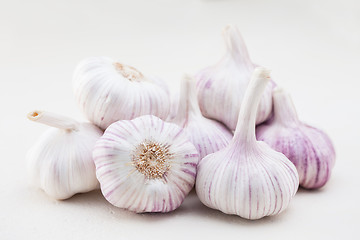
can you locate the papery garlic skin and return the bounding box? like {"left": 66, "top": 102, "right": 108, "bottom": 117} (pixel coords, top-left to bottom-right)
{"left": 27, "top": 111, "right": 102, "bottom": 200}
{"left": 196, "top": 68, "right": 299, "bottom": 220}
{"left": 93, "top": 115, "right": 199, "bottom": 213}
{"left": 73, "top": 57, "right": 170, "bottom": 130}
{"left": 256, "top": 88, "right": 335, "bottom": 189}
{"left": 172, "top": 74, "right": 232, "bottom": 160}
{"left": 196, "top": 25, "right": 273, "bottom": 130}
{"left": 166, "top": 87, "right": 180, "bottom": 122}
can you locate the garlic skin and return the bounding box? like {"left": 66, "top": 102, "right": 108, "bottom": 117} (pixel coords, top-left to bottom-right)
{"left": 256, "top": 88, "right": 335, "bottom": 189}
{"left": 93, "top": 115, "right": 198, "bottom": 213}
{"left": 166, "top": 87, "right": 180, "bottom": 122}
{"left": 27, "top": 111, "right": 103, "bottom": 200}
{"left": 196, "top": 68, "right": 299, "bottom": 220}
{"left": 73, "top": 57, "right": 170, "bottom": 130}
{"left": 171, "top": 74, "right": 232, "bottom": 160}
{"left": 196, "top": 25, "right": 273, "bottom": 130}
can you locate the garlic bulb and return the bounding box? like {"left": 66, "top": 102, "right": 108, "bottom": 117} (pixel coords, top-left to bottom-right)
{"left": 196, "top": 68, "right": 299, "bottom": 220}
{"left": 27, "top": 111, "right": 103, "bottom": 200}
{"left": 256, "top": 88, "right": 336, "bottom": 189}
{"left": 73, "top": 57, "right": 170, "bottom": 129}
{"left": 93, "top": 115, "right": 198, "bottom": 213}
{"left": 171, "top": 74, "right": 232, "bottom": 160}
{"left": 196, "top": 25, "right": 273, "bottom": 130}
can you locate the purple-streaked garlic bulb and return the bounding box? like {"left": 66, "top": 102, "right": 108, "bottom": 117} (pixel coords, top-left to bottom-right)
{"left": 196, "top": 25, "right": 273, "bottom": 131}
{"left": 93, "top": 115, "right": 198, "bottom": 213}
{"left": 171, "top": 74, "right": 232, "bottom": 161}
{"left": 256, "top": 88, "right": 336, "bottom": 189}
{"left": 27, "top": 111, "right": 103, "bottom": 200}
{"left": 73, "top": 56, "right": 170, "bottom": 130}
{"left": 196, "top": 68, "right": 299, "bottom": 220}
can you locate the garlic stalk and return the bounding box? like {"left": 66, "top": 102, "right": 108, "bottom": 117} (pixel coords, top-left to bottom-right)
{"left": 256, "top": 88, "right": 336, "bottom": 189}
{"left": 93, "top": 115, "right": 199, "bottom": 213}
{"left": 27, "top": 111, "right": 103, "bottom": 200}
{"left": 73, "top": 57, "right": 170, "bottom": 130}
{"left": 196, "top": 25, "right": 273, "bottom": 130}
{"left": 171, "top": 74, "right": 232, "bottom": 160}
{"left": 166, "top": 87, "right": 180, "bottom": 122}
{"left": 196, "top": 68, "right": 299, "bottom": 220}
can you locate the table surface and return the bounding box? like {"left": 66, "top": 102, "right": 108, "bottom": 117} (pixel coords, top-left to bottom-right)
{"left": 1, "top": 0, "right": 359, "bottom": 239}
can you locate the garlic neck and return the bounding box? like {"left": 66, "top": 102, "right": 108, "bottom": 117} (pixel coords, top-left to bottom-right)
{"left": 27, "top": 111, "right": 80, "bottom": 131}
{"left": 113, "top": 62, "right": 144, "bottom": 82}
{"left": 223, "top": 24, "right": 253, "bottom": 71}
{"left": 173, "top": 74, "right": 202, "bottom": 126}
{"left": 272, "top": 88, "right": 300, "bottom": 127}
{"left": 232, "top": 67, "right": 271, "bottom": 147}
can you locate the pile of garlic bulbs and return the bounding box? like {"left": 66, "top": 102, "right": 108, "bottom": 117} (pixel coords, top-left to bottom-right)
{"left": 27, "top": 24, "right": 335, "bottom": 220}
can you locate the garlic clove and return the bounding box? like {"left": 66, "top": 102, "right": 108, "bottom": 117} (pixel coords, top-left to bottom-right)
{"left": 171, "top": 74, "right": 232, "bottom": 161}
{"left": 73, "top": 57, "right": 170, "bottom": 130}
{"left": 256, "top": 88, "right": 336, "bottom": 189}
{"left": 27, "top": 110, "right": 103, "bottom": 200}
{"left": 196, "top": 68, "right": 299, "bottom": 220}
{"left": 93, "top": 115, "right": 199, "bottom": 213}
{"left": 196, "top": 25, "right": 273, "bottom": 130}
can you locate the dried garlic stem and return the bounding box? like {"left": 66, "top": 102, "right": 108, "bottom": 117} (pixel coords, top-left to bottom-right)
{"left": 272, "top": 88, "right": 300, "bottom": 127}
{"left": 173, "top": 74, "right": 202, "bottom": 125}
{"left": 27, "top": 111, "right": 80, "bottom": 131}
{"left": 232, "top": 68, "right": 271, "bottom": 145}
{"left": 223, "top": 24, "right": 253, "bottom": 70}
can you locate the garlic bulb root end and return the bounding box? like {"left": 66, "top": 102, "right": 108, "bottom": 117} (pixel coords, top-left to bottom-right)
{"left": 113, "top": 62, "right": 144, "bottom": 82}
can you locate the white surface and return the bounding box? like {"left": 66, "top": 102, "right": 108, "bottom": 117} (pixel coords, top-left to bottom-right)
{"left": 1, "top": 0, "right": 360, "bottom": 239}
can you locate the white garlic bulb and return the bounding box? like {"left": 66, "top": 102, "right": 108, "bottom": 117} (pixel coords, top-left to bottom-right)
{"left": 73, "top": 56, "right": 170, "bottom": 129}
{"left": 93, "top": 115, "right": 199, "bottom": 213}
{"left": 196, "top": 25, "right": 273, "bottom": 130}
{"left": 27, "top": 111, "right": 103, "bottom": 200}
{"left": 196, "top": 68, "right": 299, "bottom": 220}
{"left": 256, "top": 88, "right": 336, "bottom": 189}
{"left": 171, "top": 74, "right": 232, "bottom": 160}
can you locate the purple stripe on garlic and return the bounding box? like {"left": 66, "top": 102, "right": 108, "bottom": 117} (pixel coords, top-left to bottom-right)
{"left": 195, "top": 25, "right": 273, "bottom": 130}
{"left": 93, "top": 115, "right": 199, "bottom": 213}
{"left": 73, "top": 57, "right": 170, "bottom": 130}
{"left": 256, "top": 88, "right": 336, "bottom": 189}
{"left": 195, "top": 68, "right": 299, "bottom": 220}
{"left": 171, "top": 74, "right": 233, "bottom": 161}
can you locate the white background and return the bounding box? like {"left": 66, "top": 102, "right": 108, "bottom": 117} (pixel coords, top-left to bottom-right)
{"left": 1, "top": 0, "right": 359, "bottom": 239}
